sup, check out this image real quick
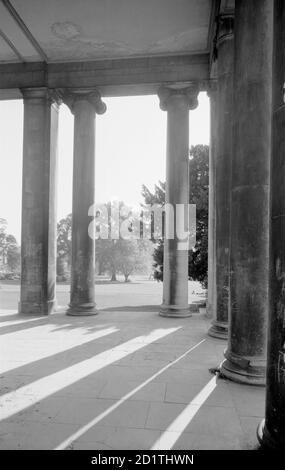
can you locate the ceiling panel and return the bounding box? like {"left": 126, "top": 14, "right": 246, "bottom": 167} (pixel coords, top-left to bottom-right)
{"left": 0, "top": 33, "right": 18, "bottom": 61}
{"left": 9, "top": 0, "right": 212, "bottom": 62}
{"left": 0, "top": 1, "right": 41, "bottom": 61}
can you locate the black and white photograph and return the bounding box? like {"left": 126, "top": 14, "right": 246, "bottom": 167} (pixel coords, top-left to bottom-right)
{"left": 0, "top": 0, "right": 284, "bottom": 457}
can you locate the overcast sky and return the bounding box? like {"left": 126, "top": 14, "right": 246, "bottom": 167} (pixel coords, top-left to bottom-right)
{"left": 0, "top": 93, "right": 209, "bottom": 243}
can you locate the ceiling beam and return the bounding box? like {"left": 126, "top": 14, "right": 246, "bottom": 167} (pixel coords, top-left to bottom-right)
{"left": 0, "top": 28, "right": 24, "bottom": 62}
{"left": 0, "top": 53, "right": 210, "bottom": 97}
{"left": 48, "top": 54, "right": 210, "bottom": 93}
{"left": 0, "top": 61, "right": 46, "bottom": 90}
{"left": 1, "top": 0, "right": 48, "bottom": 62}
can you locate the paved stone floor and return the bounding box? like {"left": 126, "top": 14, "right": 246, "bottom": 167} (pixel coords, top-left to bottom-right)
{"left": 0, "top": 279, "right": 265, "bottom": 450}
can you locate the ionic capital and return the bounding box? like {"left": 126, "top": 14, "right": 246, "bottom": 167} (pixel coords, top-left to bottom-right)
{"left": 158, "top": 85, "right": 199, "bottom": 111}
{"left": 62, "top": 89, "right": 107, "bottom": 115}
{"left": 21, "top": 87, "right": 62, "bottom": 107}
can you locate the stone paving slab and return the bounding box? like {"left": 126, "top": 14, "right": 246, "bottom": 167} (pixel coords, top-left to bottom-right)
{"left": 0, "top": 280, "right": 265, "bottom": 450}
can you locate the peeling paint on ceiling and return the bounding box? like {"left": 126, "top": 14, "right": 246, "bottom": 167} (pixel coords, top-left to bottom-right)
{"left": 1, "top": 0, "right": 212, "bottom": 62}
{"left": 51, "top": 22, "right": 81, "bottom": 40}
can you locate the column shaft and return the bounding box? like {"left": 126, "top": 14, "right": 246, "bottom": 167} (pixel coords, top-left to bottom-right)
{"left": 66, "top": 91, "right": 106, "bottom": 315}
{"left": 20, "top": 88, "right": 59, "bottom": 315}
{"left": 221, "top": 0, "right": 273, "bottom": 384}
{"left": 208, "top": 16, "right": 234, "bottom": 339}
{"left": 257, "top": 0, "right": 285, "bottom": 448}
{"left": 158, "top": 86, "right": 199, "bottom": 318}
{"left": 206, "top": 85, "right": 218, "bottom": 320}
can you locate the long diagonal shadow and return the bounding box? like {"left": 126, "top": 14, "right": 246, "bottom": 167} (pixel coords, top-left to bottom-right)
{"left": 0, "top": 317, "right": 50, "bottom": 335}
{"left": 0, "top": 313, "right": 29, "bottom": 323}
{"left": 150, "top": 376, "right": 217, "bottom": 450}
{"left": 0, "top": 327, "right": 181, "bottom": 423}
{"left": 0, "top": 326, "right": 124, "bottom": 389}
{"left": 55, "top": 338, "right": 206, "bottom": 450}
{"left": 0, "top": 329, "right": 220, "bottom": 450}
{"left": 0, "top": 310, "right": 120, "bottom": 336}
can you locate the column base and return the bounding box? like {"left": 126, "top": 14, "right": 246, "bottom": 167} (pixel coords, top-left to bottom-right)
{"left": 66, "top": 302, "right": 98, "bottom": 316}
{"left": 257, "top": 419, "right": 284, "bottom": 449}
{"left": 18, "top": 298, "right": 56, "bottom": 315}
{"left": 159, "top": 304, "right": 192, "bottom": 318}
{"left": 208, "top": 320, "right": 228, "bottom": 340}
{"left": 220, "top": 351, "right": 266, "bottom": 386}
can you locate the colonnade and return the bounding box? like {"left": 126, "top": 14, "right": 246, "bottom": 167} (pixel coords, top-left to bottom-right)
{"left": 19, "top": 84, "right": 199, "bottom": 319}
{"left": 207, "top": 0, "right": 285, "bottom": 449}
{"left": 17, "top": 0, "right": 285, "bottom": 449}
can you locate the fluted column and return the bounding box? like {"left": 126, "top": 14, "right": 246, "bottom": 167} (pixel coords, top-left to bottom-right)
{"left": 208, "top": 15, "right": 234, "bottom": 340}
{"left": 257, "top": 0, "right": 285, "bottom": 448}
{"left": 206, "top": 83, "right": 218, "bottom": 321}
{"left": 221, "top": 0, "right": 273, "bottom": 385}
{"left": 158, "top": 85, "right": 199, "bottom": 318}
{"left": 64, "top": 90, "right": 106, "bottom": 316}
{"left": 19, "top": 88, "right": 60, "bottom": 315}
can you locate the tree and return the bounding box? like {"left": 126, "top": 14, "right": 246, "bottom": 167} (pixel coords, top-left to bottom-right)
{"left": 141, "top": 145, "right": 209, "bottom": 286}
{"left": 95, "top": 201, "right": 153, "bottom": 282}
{"left": 0, "top": 219, "right": 21, "bottom": 274}
{"left": 95, "top": 201, "right": 126, "bottom": 281}
{"left": 152, "top": 240, "right": 164, "bottom": 281}
{"left": 6, "top": 235, "right": 20, "bottom": 272}
{"left": 0, "top": 218, "right": 8, "bottom": 266}
{"left": 97, "top": 239, "right": 119, "bottom": 281}
{"left": 141, "top": 181, "right": 166, "bottom": 206}
{"left": 188, "top": 144, "right": 209, "bottom": 287}
{"left": 57, "top": 202, "right": 154, "bottom": 283}
{"left": 111, "top": 239, "right": 149, "bottom": 282}
{"left": 96, "top": 237, "right": 111, "bottom": 276}
{"left": 56, "top": 212, "right": 115, "bottom": 281}
{"left": 56, "top": 214, "right": 72, "bottom": 279}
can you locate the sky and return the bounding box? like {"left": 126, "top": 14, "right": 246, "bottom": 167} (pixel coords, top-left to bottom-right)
{"left": 0, "top": 93, "right": 209, "bottom": 244}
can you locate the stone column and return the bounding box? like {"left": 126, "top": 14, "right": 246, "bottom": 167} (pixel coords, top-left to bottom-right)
{"left": 257, "top": 0, "right": 285, "bottom": 448}
{"left": 208, "top": 15, "right": 234, "bottom": 339}
{"left": 19, "top": 88, "right": 60, "bottom": 315}
{"left": 158, "top": 85, "right": 199, "bottom": 318}
{"left": 64, "top": 90, "right": 106, "bottom": 316}
{"left": 221, "top": 0, "right": 273, "bottom": 385}
{"left": 206, "top": 82, "right": 218, "bottom": 321}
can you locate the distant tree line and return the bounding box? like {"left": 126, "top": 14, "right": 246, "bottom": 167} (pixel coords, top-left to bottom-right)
{"left": 0, "top": 218, "right": 20, "bottom": 280}
{"left": 0, "top": 144, "right": 208, "bottom": 287}
{"left": 56, "top": 202, "right": 153, "bottom": 283}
